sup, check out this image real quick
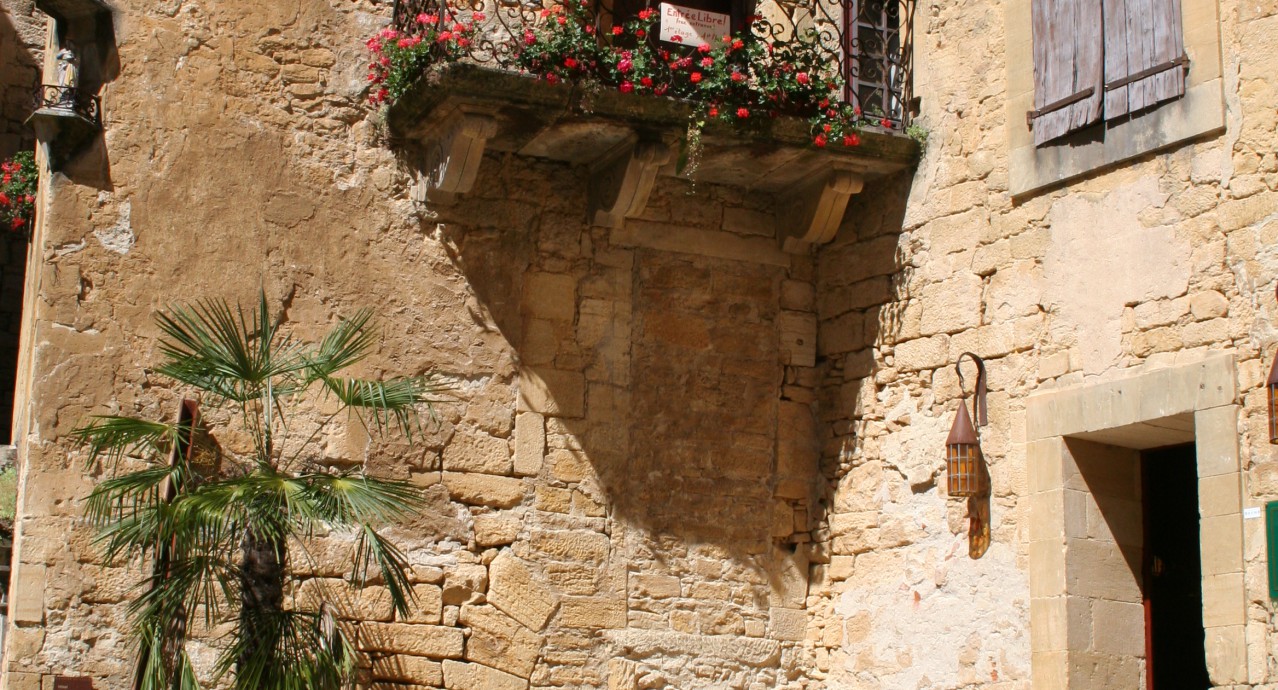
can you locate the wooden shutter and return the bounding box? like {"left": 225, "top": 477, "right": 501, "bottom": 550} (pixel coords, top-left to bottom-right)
{"left": 1030, "top": 0, "right": 1104, "bottom": 146}
{"left": 1103, "top": 0, "right": 1186, "bottom": 118}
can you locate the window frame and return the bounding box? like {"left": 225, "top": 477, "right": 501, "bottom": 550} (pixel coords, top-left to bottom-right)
{"left": 1004, "top": 0, "right": 1224, "bottom": 197}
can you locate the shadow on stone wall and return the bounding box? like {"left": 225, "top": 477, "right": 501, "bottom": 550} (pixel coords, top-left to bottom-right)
{"left": 0, "top": 3, "right": 42, "bottom": 159}
{"left": 428, "top": 147, "right": 913, "bottom": 684}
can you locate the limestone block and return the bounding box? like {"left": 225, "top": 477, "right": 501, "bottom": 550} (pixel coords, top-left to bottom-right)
{"left": 779, "top": 311, "right": 817, "bottom": 368}
{"left": 1205, "top": 625, "right": 1247, "bottom": 685}
{"left": 530, "top": 529, "right": 610, "bottom": 563}
{"left": 442, "top": 563, "right": 489, "bottom": 606}
{"left": 1196, "top": 405, "right": 1241, "bottom": 478}
{"left": 5, "top": 673, "right": 40, "bottom": 690}
{"left": 459, "top": 604, "right": 541, "bottom": 677}
{"left": 549, "top": 448, "right": 595, "bottom": 483}
{"left": 474, "top": 513, "right": 522, "bottom": 547}
{"left": 517, "top": 368, "right": 586, "bottom": 418}
{"left": 513, "top": 412, "right": 545, "bottom": 477}
{"left": 523, "top": 272, "right": 576, "bottom": 321}
{"left": 608, "top": 629, "right": 781, "bottom": 668}
{"left": 371, "top": 655, "right": 444, "bottom": 685}
{"left": 442, "top": 429, "right": 512, "bottom": 475}
{"left": 360, "top": 622, "right": 464, "bottom": 658}
{"left": 442, "top": 472, "right": 526, "bottom": 509}
{"left": 1202, "top": 573, "right": 1245, "bottom": 627}
{"left": 919, "top": 272, "right": 983, "bottom": 335}
{"left": 1091, "top": 599, "right": 1144, "bottom": 657}
{"left": 442, "top": 659, "right": 528, "bottom": 690}
{"left": 488, "top": 551, "right": 558, "bottom": 631}
{"left": 631, "top": 573, "right": 681, "bottom": 599}
{"left": 607, "top": 659, "right": 639, "bottom": 690}
{"left": 768, "top": 607, "right": 806, "bottom": 641}
{"left": 559, "top": 596, "right": 627, "bottom": 629}
{"left": 401, "top": 583, "right": 444, "bottom": 624}
{"left": 893, "top": 335, "right": 950, "bottom": 372}
{"left": 11, "top": 563, "right": 45, "bottom": 624}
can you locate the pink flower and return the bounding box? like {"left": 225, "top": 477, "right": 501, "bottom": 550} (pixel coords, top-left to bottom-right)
{"left": 546, "top": 73, "right": 560, "bottom": 83}
{"left": 613, "top": 25, "right": 623, "bottom": 35}
{"left": 617, "top": 58, "right": 633, "bottom": 73}
{"left": 557, "top": 15, "right": 566, "bottom": 24}
{"left": 880, "top": 117, "right": 892, "bottom": 128}
{"left": 671, "top": 34, "right": 683, "bottom": 42}
{"left": 638, "top": 8, "right": 654, "bottom": 19}
{"left": 697, "top": 43, "right": 711, "bottom": 53}
{"left": 736, "top": 107, "right": 749, "bottom": 118}
{"left": 842, "top": 133, "right": 860, "bottom": 146}
{"left": 23, "top": 195, "right": 33, "bottom": 204}
{"left": 730, "top": 71, "right": 744, "bottom": 82}
{"left": 416, "top": 12, "right": 433, "bottom": 24}
{"left": 700, "top": 56, "right": 713, "bottom": 67}
{"left": 732, "top": 38, "right": 743, "bottom": 49}
{"left": 853, "top": 105, "right": 862, "bottom": 116}
{"left": 524, "top": 30, "right": 536, "bottom": 44}
{"left": 540, "top": 8, "right": 551, "bottom": 17}
{"left": 438, "top": 31, "right": 453, "bottom": 41}
{"left": 620, "top": 81, "right": 634, "bottom": 93}
{"left": 10, "top": 218, "right": 24, "bottom": 230}
{"left": 654, "top": 83, "right": 669, "bottom": 95}
{"left": 0, "top": 193, "right": 8, "bottom": 206}
{"left": 397, "top": 38, "right": 413, "bottom": 48}
{"left": 796, "top": 72, "right": 810, "bottom": 85}
{"left": 474, "top": 11, "right": 486, "bottom": 20}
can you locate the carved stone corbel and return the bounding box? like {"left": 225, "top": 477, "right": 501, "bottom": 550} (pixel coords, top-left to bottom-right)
{"left": 588, "top": 137, "right": 671, "bottom": 228}
{"left": 777, "top": 169, "right": 865, "bottom": 254}
{"left": 412, "top": 110, "right": 498, "bottom": 205}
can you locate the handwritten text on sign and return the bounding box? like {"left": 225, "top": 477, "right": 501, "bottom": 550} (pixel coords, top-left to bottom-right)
{"left": 658, "top": 3, "right": 730, "bottom": 45}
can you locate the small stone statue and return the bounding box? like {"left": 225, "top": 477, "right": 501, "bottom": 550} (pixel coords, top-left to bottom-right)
{"left": 53, "top": 43, "right": 79, "bottom": 110}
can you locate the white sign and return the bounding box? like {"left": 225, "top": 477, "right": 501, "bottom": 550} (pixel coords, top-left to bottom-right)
{"left": 1244, "top": 506, "right": 1263, "bottom": 520}
{"left": 658, "top": 3, "right": 730, "bottom": 46}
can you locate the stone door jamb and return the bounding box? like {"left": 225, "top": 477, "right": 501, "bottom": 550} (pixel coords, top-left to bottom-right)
{"left": 1024, "top": 353, "right": 1247, "bottom": 688}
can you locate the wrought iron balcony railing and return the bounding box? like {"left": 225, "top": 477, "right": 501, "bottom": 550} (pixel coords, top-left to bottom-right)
{"left": 390, "top": 0, "right": 915, "bottom": 128}
{"left": 32, "top": 84, "right": 101, "bottom": 127}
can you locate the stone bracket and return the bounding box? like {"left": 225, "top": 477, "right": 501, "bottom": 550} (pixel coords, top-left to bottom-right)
{"left": 412, "top": 110, "right": 498, "bottom": 205}
{"left": 778, "top": 169, "right": 865, "bottom": 254}
{"left": 589, "top": 137, "right": 672, "bottom": 228}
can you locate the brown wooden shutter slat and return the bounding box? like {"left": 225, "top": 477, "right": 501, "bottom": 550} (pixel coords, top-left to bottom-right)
{"left": 1031, "top": 0, "right": 1103, "bottom": 145}
{"left": 1104, "top": 0, "right": 1184, "bottom": 118}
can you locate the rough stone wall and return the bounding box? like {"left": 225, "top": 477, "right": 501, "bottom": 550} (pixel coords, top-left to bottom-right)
{"left": 0, "top": 0, "right": 829, "bottom": 688}
{"left": 807, "top": 0, "right": 1278, "bottom": 685}
{"left": 0, "top": 0, "right": 42, "bottom": 160}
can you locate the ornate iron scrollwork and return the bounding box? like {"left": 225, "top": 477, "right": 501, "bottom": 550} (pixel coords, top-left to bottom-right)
{"left": 32, "top": 84, "right": 101, "bottom": 127}
{"left": 391, "top": 0, "right": 914, "bottom": 127}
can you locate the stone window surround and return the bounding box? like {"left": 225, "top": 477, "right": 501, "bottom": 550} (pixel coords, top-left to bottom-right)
{"left": 1024, "top": 353, "right": 1247, "bottom": 688}
{"left": 1003, "top": 0, "right": 1226, "bottom": 197}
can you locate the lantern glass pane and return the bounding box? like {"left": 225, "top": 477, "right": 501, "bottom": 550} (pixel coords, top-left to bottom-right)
{"left": 947, "top": 443, "right": 983, "bottom": 497}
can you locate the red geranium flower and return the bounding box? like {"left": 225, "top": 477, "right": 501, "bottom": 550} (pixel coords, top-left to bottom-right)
{"left": 671, "top": 34, "right": 683, "bottom": 42}
{"left": 796, "top": 72, "right": 810, "bottom": 85}
{"left": 0, "top": 193, "right": 9, "bottom": 206}
{"left": 638, "top": 8, "right": 654, "bottom": 19}
{"left": 620, "top": 81, "right": 634, "bottom": 93}
{"left": 736, "top": 107, "right": 749, "bottom": 118}
{"left": 708, "top": 106, "right": 718, "bottom": 116}
{"left": 697, "top": 43, "right": 711, "bottom": 53}
{"left": 700, "top": 56, "right": 713, "bottom": 67}
{"left": 640, "top": 76, "right": 653, "bottom": 87}
{"left": 880, "top": 117, "right": 892, "bottom": 128}
{"left": 814, "top": 134, "right": 827, "bottom": 147}
{"left": 730, "top": 71, "right": 744, "bottom": 82}
{"left": 564, "top": 57, "right": 578, "bottom": 68}
{"left": 842, "top": 133, "right": 860, "bottom": 146}
{"left": 635, "top": 29, "right": 645, "bottom": 37}
{"left": 690, "top": 72, "right": 702, "bottom": 83}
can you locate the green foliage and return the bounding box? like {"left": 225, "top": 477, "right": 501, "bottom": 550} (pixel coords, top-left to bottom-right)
{"left": 0, "top": 466, "right": 16, "bottom": 521}
{"left": 75, "top": 294, "right": 445, "bottom": 690}
{"left": 906, "top": 123, "right": 929, "bottom": 151}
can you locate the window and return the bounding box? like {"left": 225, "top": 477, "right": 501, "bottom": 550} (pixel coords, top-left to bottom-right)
{"left": 1003, "top": 0, "right": 1223, "bottom": 196}
{"left": 1028, "top": 0, "right": 1187, "bottom": 146}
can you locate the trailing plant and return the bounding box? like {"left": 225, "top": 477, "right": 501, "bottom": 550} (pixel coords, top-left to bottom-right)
{"left": 0, "top": 151, "right": 36, "bottom": 233}
{"left": 366, "top": 2, "right": 891, "bottom": 150}
{"left": 366, "top": 14, "right": 481, "bottom": 104}
{"left": 74, "top": 295, "right": 445, "bottom": 690}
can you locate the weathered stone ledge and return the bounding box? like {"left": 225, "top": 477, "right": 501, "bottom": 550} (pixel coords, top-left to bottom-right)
{"left": 386, "top": 63, "right": 919, "bottom": 253}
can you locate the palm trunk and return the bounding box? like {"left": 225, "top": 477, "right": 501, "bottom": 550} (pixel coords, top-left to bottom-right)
{"left": 238, "top": 529, "right": 285, "bottom": 676}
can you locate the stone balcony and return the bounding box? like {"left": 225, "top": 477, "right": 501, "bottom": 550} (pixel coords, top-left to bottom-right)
{"left": 384, "top": 0, "right": 919, "bottom": 253}
{"left": 389, "top": 65, "right": 919, "bottom": 253}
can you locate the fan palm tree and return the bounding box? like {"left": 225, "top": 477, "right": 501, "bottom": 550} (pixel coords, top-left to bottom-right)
{"left": 73, "top": 295, "right": 444, "bottom": 690}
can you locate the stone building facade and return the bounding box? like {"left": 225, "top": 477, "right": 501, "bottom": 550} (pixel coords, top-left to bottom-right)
{"left": 0, "top": 0, "right": 1274, "bottom": 687}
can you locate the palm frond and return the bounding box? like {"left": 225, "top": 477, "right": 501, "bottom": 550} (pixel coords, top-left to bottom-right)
{"left": 71, "top": 416, "right": 179, "bottom": 470}
{"left": 84, "top": 465, "right": 172, "bottom": 527}
{"left": 300, "top": 472, "right": 421, "bottom": 526}
{"left": 153, "top": 296, "right": 308, "bottom": 403}
{"left": 351, "top": 525, "right": 415, "bottom": 618}
{"left": 304, "top": 308, "right": 377, "bottom": 382}
{"left": 216, "top": 609, "right": 356, "bottom": 690}
{"left": 321, "top": 375, "right": 445, "bottom": 437}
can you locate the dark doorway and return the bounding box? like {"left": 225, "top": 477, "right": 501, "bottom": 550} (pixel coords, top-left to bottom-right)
{"left": 1142, "top": 443, "right": 1210, "bottom": 690}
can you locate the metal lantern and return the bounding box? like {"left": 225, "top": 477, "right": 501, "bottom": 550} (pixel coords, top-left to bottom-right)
{"left": 946, "top": 352, "right": 989, "bottom": 497}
